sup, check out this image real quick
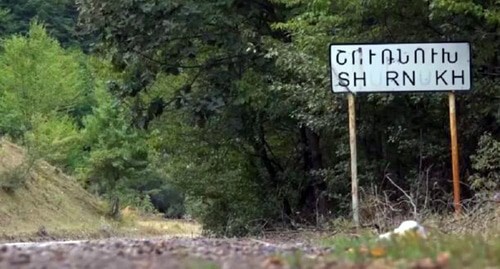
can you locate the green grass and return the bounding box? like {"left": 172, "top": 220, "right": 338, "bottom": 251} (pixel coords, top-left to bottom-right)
{"left": 317, "top": 229, "right": 500, "bottom": 268}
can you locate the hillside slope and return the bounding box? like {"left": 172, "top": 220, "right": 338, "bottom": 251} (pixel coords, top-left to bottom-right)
{"left": 0, "top": 139, "right": 106, "bottom": 239}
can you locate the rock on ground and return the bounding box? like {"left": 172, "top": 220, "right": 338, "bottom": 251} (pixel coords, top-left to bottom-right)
{"left": 0, "top": 237, "right": 335, "bottom": 269}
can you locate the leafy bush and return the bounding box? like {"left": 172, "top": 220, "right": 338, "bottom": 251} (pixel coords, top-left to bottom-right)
{"left": 0, "top": 149, "right": 36, "bottom": 192}
{"left": 0, "top": 163, "right": 31, "bottom": 191}
{"left": 163, "top": 135, "right": 279, "bottom": 236}
{"left": 25, "top": 114, "right": 83, "bottom": 170}
{"left": 149, "top": 184, "right": 186, "bottom": 219}
{"left": 105, "top": 190, "right": 156, "bottom": 215}
{"left": 469, "top": 133, "right": 500, "bottom": 192}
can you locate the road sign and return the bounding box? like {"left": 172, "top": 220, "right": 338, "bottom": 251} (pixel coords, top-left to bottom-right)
{"left": 329, "top": 42, "right": 473, "bottom": 226}
{"left": 329, "top": 42, "right": 471, "bottom": 93}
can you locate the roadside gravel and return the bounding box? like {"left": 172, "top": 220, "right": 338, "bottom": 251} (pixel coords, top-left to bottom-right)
{"left": 0, "top": 237, "right": 336, "bottom": 269}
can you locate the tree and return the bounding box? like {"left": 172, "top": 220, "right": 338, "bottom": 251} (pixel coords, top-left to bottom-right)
{"left": 270, "top": 0, "right": 499, "bottom": 213}
{"left": 77, "top": 86, "right": 173, "bottom": 213}
{"left": 79, "top": 90, "right": 142, "bottom": 193}
{"left": 0, "top": 23, "right": 94, "bottom": 169}
{"left": 78, "top": 0, "right": 308, "bottom": 232}
{"left": 77, "top": 0, "right": 499, "bottom": 234}
{"left": 0, "top": 0, "right": 79, "bottom": 47}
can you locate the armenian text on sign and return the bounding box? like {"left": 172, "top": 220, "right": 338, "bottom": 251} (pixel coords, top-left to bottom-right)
{"left": 329, "top": 42, "right": 471, "bottom": 93}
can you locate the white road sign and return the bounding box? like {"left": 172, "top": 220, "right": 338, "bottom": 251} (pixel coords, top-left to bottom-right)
{"left": 329, "top": 42, "right": 472, "bottom": 93}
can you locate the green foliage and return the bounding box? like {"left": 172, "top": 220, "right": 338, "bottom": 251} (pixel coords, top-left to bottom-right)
{"left": 0, "top": 19, "right": 182, "bottom": 216}
{"left": 150, "top": 184, "right": 186, "bottom": 219}
{"left": 0, "top": 141, "right": 38, "bottom": 192}
{"left": 0, "top": 0, "right": 496, "bottom": 235}
{"left": 0, "top": 0, "right": 79, "bottom": 47}
{"left": 0, "top": 23, "right": 89, "bottom": 138}
{"left": 77, "top": 0, "right": 499, "bottom": 235}
{"left": 269, "top": 0, "right": 499, "bottom": 210}
{"left": 79, "top": 0, "right": 320, "bottom": 235}
{"left": 168, "top": 146, "right": 277, "bottom": 236}
{"left": 0, "top": 8, "right": 14, "bottom": 33}
{"left": 0, "top": 162, "right": 33, "bottom": 192}
{"left": 78, "top": 92, "right": 147, "bottom": 192}
{"left": 0, "top": 92, "right": 26, "bottom": 138}
{"left": 151, "top": 114, "right": 263, "bottom": 234}
{"left": 0, "top": 22, "right": 97, "bottom": 174}
{"left": 469, "top": 133, "right": 500, "bottom": 192}
{"left": 77, "top": 88, "right": 173, "bottom": 212}
{"left": 319, "top": 231, "right": 500, "bottom": 268}
{"left": 0, "top": 22, "right": 182, "bottom": 213}
{"left": 24, "top": 114, "right": 83, "bottom": 169}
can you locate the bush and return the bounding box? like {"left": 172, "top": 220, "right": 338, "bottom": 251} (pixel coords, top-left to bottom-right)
{"left": 25, "top": 114, "right": 83, "bottom": 171}
{"left": 469, "top": 132, "right": 500, "bottom": 192}
{"left": 0, "top": 159, "right": 35, "bottom": 192}
{"left": 175, "top": 166, "right": 279, "bottom": 237}
{"left": 149, "top": 185, "right": 186, "bottom": 218}
{"left": 115, "top": 191, "right": 156, "bottom": 214}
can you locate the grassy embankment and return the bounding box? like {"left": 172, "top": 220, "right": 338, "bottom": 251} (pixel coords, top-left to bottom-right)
{"left": 0, "top": 140, "right": 200, "bottom": 242}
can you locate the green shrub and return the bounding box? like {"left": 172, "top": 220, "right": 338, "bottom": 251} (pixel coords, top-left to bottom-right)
{"left": 150, "top": 184, "right": 186, "bottom": 218}
{"left": 25, "top": 114, "right": 83, "bottom": 170}
{"left": 0, "top": 160, "right": 34, "bottom": 192}
{"left": 469, "top": 132, "right": 500, "bottom": 192}
{"left": 175, "top": 165, "right": 279, "bottom": 236}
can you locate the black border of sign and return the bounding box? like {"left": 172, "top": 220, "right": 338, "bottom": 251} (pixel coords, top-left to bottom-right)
{"left": 328, "top": 41, "right": 473, "bottom": 94}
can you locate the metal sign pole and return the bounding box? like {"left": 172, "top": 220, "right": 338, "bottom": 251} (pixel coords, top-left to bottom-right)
{"left": 348, "top": 93, "right": 360, "bottom": 227}
{"left": 448, "top": 92, "right": 461, "bottom": 215}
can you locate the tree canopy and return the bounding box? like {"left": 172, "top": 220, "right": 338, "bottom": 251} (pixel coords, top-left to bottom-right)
{"left": 0, "top": 0, "right": 497, "bottom": 235}
{"left": 0, "top": 0, "right": 79, "bottom": 46}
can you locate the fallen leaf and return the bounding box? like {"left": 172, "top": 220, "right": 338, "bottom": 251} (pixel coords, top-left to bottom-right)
{"left": 262, "top": 256, "right": 288, "bottom": 269}
{"left": 436, "top": 252, "right": 450, "bottom": 268}
{"left": 358, "top": 245, "right": 369, "bottom": 255}
{"left": 369, "top": 246, "right": 387, "bottom": 258}
{"left": 413, "top": 257, "right": 437, "bottom": 269}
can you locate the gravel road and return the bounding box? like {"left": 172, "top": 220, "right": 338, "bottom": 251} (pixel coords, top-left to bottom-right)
{"left": 0, "top": 237, "right": 337, "bottom": 269}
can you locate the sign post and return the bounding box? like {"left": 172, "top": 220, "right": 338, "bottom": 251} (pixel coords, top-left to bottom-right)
{"left": 329, "top": 42, "right": 471, "bottom": 223}
{"left": 448, "top": 92, "right": 461, "bottom": 215}
{"left": 348, "top": 93, "right": 359, "bottom": 227}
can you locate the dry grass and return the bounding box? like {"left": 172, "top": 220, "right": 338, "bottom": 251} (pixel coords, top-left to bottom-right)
{"left": 0, "top": 140, "right": 108, "bottom": 239}
{"left": 317, "top": 198, "right": 500, "bottom": 269}
{"left": 356, "top": 179, "right": 500, "bottom": 237}
{"left": 0, "top": 139, "right": 202, "bottom": 242}
{"left": 134, "top": 219, "right": 201, "bottom": 236}
{"left": 119, "top": 206, "right": 201, "bottom": 236}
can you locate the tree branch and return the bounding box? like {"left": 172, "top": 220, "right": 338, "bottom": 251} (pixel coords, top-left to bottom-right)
{"left": 385, "top": 173, "right": 418, "bottom": 220}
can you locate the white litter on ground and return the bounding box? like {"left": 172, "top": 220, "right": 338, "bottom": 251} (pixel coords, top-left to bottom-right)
{"left": 378, "top": 220, "right": 427, "bottom": 240}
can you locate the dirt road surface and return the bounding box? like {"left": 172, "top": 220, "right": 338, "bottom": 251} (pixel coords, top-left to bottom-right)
{"left": 0, "top": 237, "right": 337, "bottom": 269}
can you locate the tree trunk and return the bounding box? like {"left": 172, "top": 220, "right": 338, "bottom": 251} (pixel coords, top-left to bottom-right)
{"left": 298, "top": 126, "right": 327, "bottom": 225}
{"left": 250, "top": 119, "right": 292, "bottom": 225}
